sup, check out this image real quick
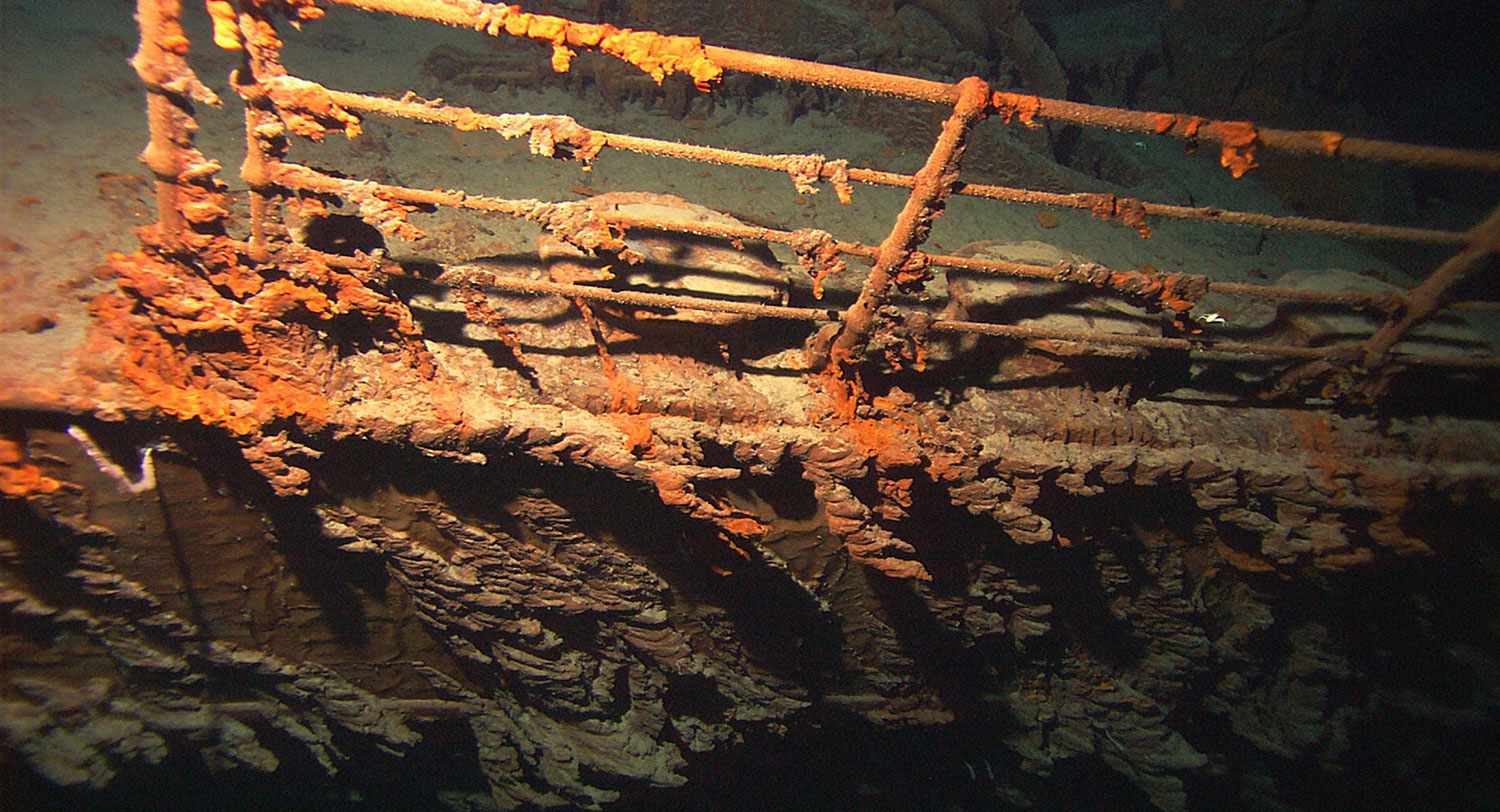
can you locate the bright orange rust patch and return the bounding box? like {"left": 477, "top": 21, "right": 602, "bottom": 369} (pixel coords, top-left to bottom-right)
{"left": 474, "top": 6, "right": 722, "bottom": 89}
{"left": 821, "top": 351, "right": 922, "bottom": 469}
{"left": 608, "top": 412, "right": 655, "bottom": 456}
{"left": 0, "top": 437, "right": 65, "bottom": 497}
{"left": 206, "top": 0, "right": 241, "bottom": 50}
{"left": 1317, "top": 130, "right": 1345, "bottom": 156}
{"left": 991, "top": 91, "right": 1042, "bottom": 127}
{"left": 1208, "top": 120, "right": 1260, "bottom": 178}
{"left": 1087, "top": 194, "right": 1151, "bottom": 239}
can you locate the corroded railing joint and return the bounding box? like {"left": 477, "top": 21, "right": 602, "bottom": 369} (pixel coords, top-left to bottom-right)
{"left": 823, "top": 76, "right": 991, "bottom": 368}
{"left": 1360, "top": 204, "right": 1500, "bottom": 370}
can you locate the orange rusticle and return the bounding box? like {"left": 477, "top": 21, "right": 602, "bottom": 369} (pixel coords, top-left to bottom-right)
{"left": 244, "top": 0, "right": 324, "bottom": 26}
{"left": 1051, "top": 260, "right": 1207, "bottom": 315}
{"left": 820, "top": 351, "right": 922, "bottom": 470}
{"left": 608, "top": 412, "right": 654, "bottom": 456}
{"left": 991, "top": 91, "right": 1041, "bottom": 127}
{"left": 789, "top": 228, "right": 845, "bottom": 300}
{"left": 1317, "top": 130, "right": 1346, "bottom": 157}
{"left": 597, "top": 29, "right": 721, "bottom": 90}
{"left": 0, "top": 437, "right": 65, "bottom": 497}
{"left": 95, "top": 252, "right": 328, "bottom": 436}
{"left": 1086, "top": 193, "right": 1151, "bottom": 239}
{"left": 92, "top": 235, "right": 434, "bottom": 439}
{"left": 206, "top": 0, "right": 243, "bottom": 50}
{"left": 471, "top": 5, "right": 722, "bottom": 89}
{"left": 648, "top": 468, "right": 764, "bottom": 550}
{"left": 266, "top": 77, "right": 363, "bottom": 139}
{"left": 1208, "top": 120, "right": 1260, "bottom": 178}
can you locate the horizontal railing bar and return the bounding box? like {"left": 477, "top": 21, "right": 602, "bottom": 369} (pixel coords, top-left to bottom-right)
{"left": 264, "top": 161, "right": 1493, "bottom": 317}
{"left": 428, "top": 264, "right": 1500, "bottom": 369}
{"left": 438, "top": 265, "right": 836, "bottom": 321}
{"left": 319, "top": 0, "right": 1500, "bottom": 174}
{"left": 301, "top": 80, "right": 1466, "bottom": 246}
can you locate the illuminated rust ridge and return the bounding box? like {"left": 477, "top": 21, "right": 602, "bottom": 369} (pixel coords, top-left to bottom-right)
{"left": 5, "top": 2, "right": 1500, "bottom": 810}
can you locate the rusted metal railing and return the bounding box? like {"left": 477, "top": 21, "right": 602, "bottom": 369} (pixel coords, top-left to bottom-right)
{"left": 131, "top": 0, "right": 1500, "bottom": 407}
{"left": 299, "top": 80, "right": 1469, "bottom": 247}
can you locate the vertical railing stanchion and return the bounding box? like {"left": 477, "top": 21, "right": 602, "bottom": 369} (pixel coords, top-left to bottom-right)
{"left": 823, "top": 76, "right": 991, "bottom": 369}
{"left": 131, "top": 0, "right": 224, "bottom": 248}
{"left": 232, "top": 0, "right": 297, "bottom": 261}
{"left": 133, "top": 0, "right": 186, "bottom": 241}
{"left": 1361, "top": 205, "right": 1500, "bottom": 370}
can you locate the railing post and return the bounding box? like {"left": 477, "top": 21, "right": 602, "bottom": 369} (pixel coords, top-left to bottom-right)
{"left": 823, "top": 76, "right": 991, "bottom": 369}
{"left": 131, "top": 0, "right": 224, "bottom": 248}
{"left": 229, "top": 0, "right": 297, "bottom": 261}
{"left": 1360, "top": 204, "right": 1500, "bottom": 369}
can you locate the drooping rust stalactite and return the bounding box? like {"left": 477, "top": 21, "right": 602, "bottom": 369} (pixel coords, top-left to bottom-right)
{"left": 324, "top": 0, "right": 723, "bottom": 88}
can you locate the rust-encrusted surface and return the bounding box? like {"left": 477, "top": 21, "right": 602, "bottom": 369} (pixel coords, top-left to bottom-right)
{"left": 4, "top": 222, "right": 1500, "bottom": 808}
{"left": 5, "top": 0, "right": 1500, "bottom": 810}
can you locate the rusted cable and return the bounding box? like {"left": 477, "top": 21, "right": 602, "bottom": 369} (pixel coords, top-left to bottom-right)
{"left": 303, "top": 81, "right": 1466, "bottom": 246}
